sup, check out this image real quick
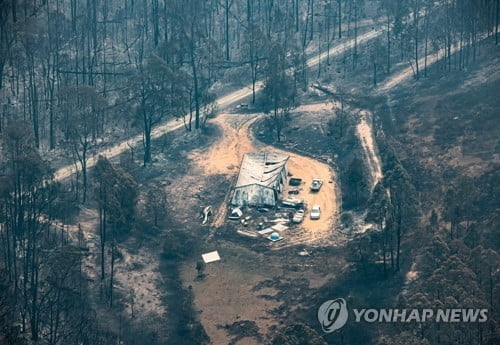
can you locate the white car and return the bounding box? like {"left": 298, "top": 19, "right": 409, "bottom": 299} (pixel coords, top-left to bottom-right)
{"left": 292, "top": 210, "right": 305, "bottom": 223}
{"left": 310, "top": 205, "right": 321, "bottom": 220}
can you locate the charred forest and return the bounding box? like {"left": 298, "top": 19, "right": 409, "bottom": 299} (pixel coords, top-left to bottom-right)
{"left": 0, "top": 0, "right": 499, "bottom": 344}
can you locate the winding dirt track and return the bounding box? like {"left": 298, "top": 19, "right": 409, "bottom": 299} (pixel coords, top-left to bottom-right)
{"left": 189, "top": 113, "right": 339, "bottom": 245}
{"left": 357, "top": 111, "right": 383, "bottom": 189}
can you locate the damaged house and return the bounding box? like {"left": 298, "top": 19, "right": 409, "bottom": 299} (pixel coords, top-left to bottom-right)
{"left": 231, "top": 152, "right": 289, "bottom": 207}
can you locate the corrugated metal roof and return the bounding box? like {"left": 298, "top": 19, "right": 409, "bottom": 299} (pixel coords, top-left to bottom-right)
{"left": 235, "top": 152, "right": 289, "bottom": 188}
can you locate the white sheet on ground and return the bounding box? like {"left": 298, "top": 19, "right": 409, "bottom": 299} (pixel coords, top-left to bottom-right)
{"left": 202, "top": 251, "right": 221, "bottom": 263}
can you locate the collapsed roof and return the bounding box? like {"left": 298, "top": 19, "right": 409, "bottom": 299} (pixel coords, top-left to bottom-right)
{"left": 231, "top": 152, "right": 289, "bottom": 207}
{"left": 235, "top": 152, "right": 289, "bottom": 188}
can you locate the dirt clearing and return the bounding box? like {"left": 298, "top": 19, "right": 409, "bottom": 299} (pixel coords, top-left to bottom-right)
{"left": 181, "top": 243, "right": 283, "bottom": 345}
{"left": 189, "top": 112, "right": 340, "bottom": 245}
{"left": 181, "top": 241, "right": 345, "bottom": 344}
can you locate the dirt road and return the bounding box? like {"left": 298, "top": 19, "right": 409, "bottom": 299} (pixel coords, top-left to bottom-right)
{"left": 378, "top": 33, "right": 490, "bottom": 92}
{"left": 189, "top": 112, "right": 339, "bottom": 245}
{"left": 356, "top": 111, "right": 383, "bottom": 188}
{"left": 53, "top": 27, "right": 384, "bottom": 183}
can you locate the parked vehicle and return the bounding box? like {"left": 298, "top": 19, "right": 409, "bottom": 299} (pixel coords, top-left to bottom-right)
{"left": 288, "top": 189, "right": 300, "bottom": 195}
{"left": 292, "top": 210, "right": 305, "bottom": 223}
{"left": 281, "top": 198, "right": 303, "bottom": 208}
{"left": 310, "top": 178, "right": 323, "bottom": 192}
{"left": 289, "top": 178, "right": 302, "bottom": 186}
{"left": 310, "top": 205, "right": 321, "bottom": 219}
{"left": 236, "top": 103, "right": 249, "bottom": 109}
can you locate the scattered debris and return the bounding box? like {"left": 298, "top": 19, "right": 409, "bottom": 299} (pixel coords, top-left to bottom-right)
{"left": 228, "top": 207, "right": 243, "bottom": 220}
{"left": 237, "top": 230, "right": 259, "bottom": 238}
{"left": 258, "top": 228, "right": 274, "bottom": 236}
{"left": 281, "top": 198, "right": 303, "bottom": 208}
{"left": 271, "top": 223, "right": 289, "bottom": 232}
{"left": 270, "top": 217, "right": 289, "bottom": 223}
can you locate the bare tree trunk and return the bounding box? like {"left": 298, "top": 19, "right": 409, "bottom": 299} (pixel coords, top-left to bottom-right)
{"left": 396, "top": 205, "right": 402, "bottom": 272}
{"left": 295, "top": 0, "right": 299, "bottom": 32}
{"left": 274, "top": 107, "right": 281, "bottom": 142}
{"left": 189, "top": 38, "right": 200, "bottom": 130}
{"left": 74, "top": 139, "right": 89, "bottom": 203}
{"left": 338, "top": 0, "right": 342, "bottom": 38}
{"left": 153, "top": 0, "right": 159, "bottom": 46}
{"left": 225, "top": 0, "right": 231, "bottom": 60}
{"left": 310, "top": 0, "right": 315, "bottom": 42}
{"left": 99, "top": 200, "right": 107, "bottom": 281}
{"left": 414, "top": 3, "right": 419, "bottom": 80}
{"left": 496, "top": 0, "right": 499, "bottom": 44}
{"left": 143, "top": 122, "right": 152, "bottom": 165}
{"left": 383, "top": 222, "right": 388, "bottom": 278}
{"left": 82, "top": 151, "right": 87, "bottom": 203}
{"left": 109, "top": 234, "right": 115, "bottom": 307}
{"left": 353, "top": 0, "right": 358, "bottom": 69}
{"left": 387, "top": 14, "right": 391, "bottom": 74}
{"left": 424, "top": 11, "right": 428, "bottom": 76}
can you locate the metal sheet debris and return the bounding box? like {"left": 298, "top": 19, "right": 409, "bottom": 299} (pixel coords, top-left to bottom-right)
{"left": 237, "top": 230, "right": 259, "bottom": 238}
{"left": 258, "top": 228, "right": 274, "bottom": 235}
{"left": 272, "top": 224, "right": 289, "bottom": 232}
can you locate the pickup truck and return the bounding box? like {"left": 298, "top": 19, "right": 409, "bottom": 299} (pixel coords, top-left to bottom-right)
{"left": 310, "top": 178, "right": 323, "bottom": 192}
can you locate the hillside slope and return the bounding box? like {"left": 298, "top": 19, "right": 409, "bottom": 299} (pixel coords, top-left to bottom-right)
{"left": 369, "top": 41, "right": 500, "bottom": 345}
